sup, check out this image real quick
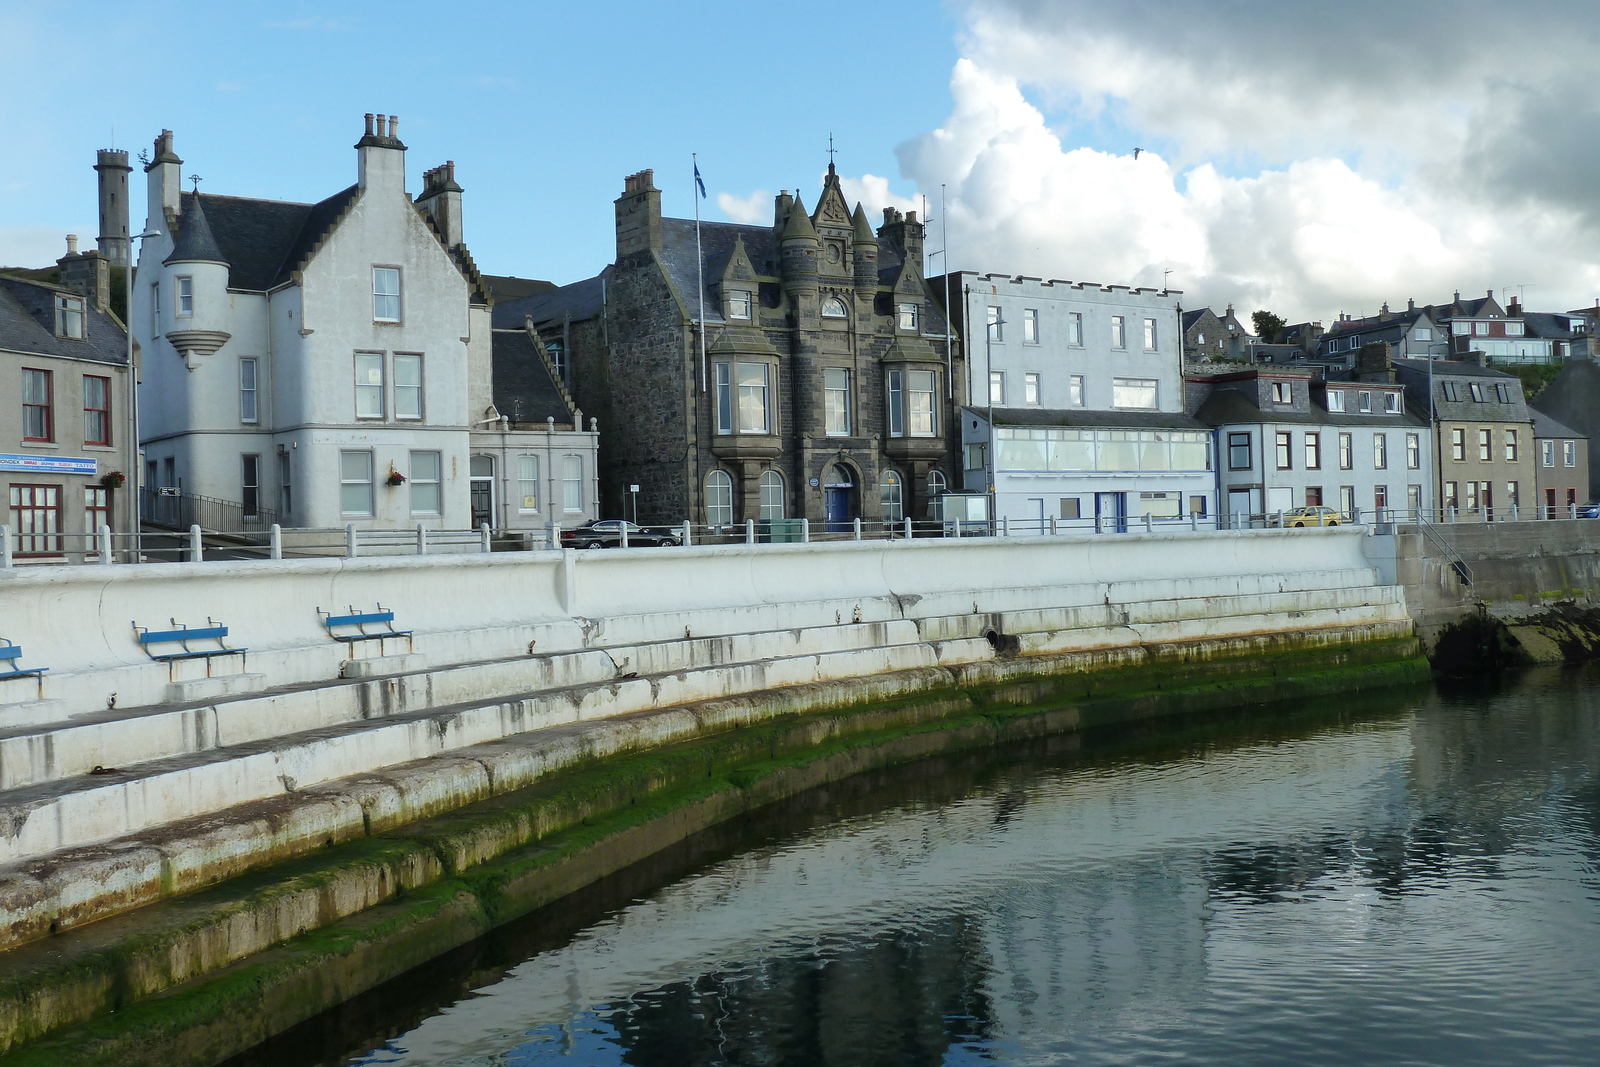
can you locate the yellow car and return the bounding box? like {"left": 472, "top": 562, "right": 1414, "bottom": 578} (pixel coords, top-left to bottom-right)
{"left": 1277, "top": 505, "right": 1342, "bottom": 527}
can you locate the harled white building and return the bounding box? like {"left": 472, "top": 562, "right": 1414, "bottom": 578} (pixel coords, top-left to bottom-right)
{"left": 132, "top": 118, "right": 597, "bottom": 534}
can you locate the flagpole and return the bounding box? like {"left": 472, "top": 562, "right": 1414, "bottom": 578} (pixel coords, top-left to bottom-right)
{"left": 695, "top": 153, "right": 706, "bottom": 395}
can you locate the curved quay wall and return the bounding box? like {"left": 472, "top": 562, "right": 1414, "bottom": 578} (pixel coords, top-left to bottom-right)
{"left": 0, "top": 528, "right": 1422, "bottom": 1061}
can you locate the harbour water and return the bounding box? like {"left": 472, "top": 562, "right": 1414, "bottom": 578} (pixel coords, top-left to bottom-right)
{"left": 244, "top": 667, "right": 1600, "bottom": 1066}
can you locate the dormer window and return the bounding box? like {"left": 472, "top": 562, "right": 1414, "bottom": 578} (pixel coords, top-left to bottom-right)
{"left": 729, "top": 290, "right": 753, "bottom": 320}
{"left": 176, "top": 277, "right": 193, "bottom": 317}
{"left": 898, "top": 302, "right": 919, "bottom": 332}
{"left": 1327, "top": 390, "right": 1346, "bottom": 412}
{"left": 1469, "top": 382, "right": 1485, "bottom": 402}
{"left": 54, "top": 295, "right": 84, "bottom": 339}
{"left": 1357, "top": 390, "right": 1372, "bottom": 413}
{"left": 821, "top": 296, "right": 848, "bottom": 319}
{"left": 1384, "top": 391, "right": 1402, "bottom": 413}
{"left": 1271, "top": 381, "right": 1292, "bottom": 404}
{"left": 373, "top": 267, "right": 401, "bottom": 323}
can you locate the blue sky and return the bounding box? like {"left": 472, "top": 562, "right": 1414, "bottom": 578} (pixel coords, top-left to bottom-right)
{"left": 0, "top": 1, "right": 970, "bottom": 283}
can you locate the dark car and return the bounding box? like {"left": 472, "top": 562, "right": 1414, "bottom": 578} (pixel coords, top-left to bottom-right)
{"left": 560, "top": 519, "right": 681, "bottom": 549}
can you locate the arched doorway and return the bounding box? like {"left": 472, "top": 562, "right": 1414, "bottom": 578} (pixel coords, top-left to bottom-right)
{"left": 823, "top": 463, "right": 855, "bottom": 532}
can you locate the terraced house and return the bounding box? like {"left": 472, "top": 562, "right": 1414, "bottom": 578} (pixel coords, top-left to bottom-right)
{"left": 495, "top": 165, "right": 961, "bottom": 528}
{"left": 1393, "top": 358, "right": 1535, "bottom": 520}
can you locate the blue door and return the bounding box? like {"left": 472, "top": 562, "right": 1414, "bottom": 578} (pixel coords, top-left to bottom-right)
{"left": 823, "top": 464, "right": 855, "bottom": 533}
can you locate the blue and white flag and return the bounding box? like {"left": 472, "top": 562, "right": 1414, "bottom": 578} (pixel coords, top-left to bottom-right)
{"left": 694, "top": 162, "right": 706, "bottom": 199}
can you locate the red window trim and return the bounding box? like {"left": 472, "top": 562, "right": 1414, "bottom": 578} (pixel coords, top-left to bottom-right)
{"left": 22, "top": 368, "right": 52, "bottom": 443}
{"left": 8, "top": 482, "right": 63, "bottom": 557}
{"left": 83, "top": 374, "right": 111, "bottom": 446}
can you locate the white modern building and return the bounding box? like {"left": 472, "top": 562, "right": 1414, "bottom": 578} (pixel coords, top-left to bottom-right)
{"left": 934, "top": 272, "right": 1213, "bottom": 530}
{"left": 132, "top": 119, "right": 597, "bottom": 534}
{"left": 1190, "top": 368, "right": 1433, "bottom": 524}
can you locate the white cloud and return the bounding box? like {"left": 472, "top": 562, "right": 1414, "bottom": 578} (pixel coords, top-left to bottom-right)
{"left": 858, "top": 1, "right": 1600, "bottom": 323}
{"left": 0, "top": 225, "right": 90, "bottom": 270}
{"left": 835, "top": 174, "right": 919, "bottom": 221}
{"left": 716, "top": 189, "right": 770, "bottom": 225}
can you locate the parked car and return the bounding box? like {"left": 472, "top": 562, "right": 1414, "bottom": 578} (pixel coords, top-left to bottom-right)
{"left": 560, "top": 519, "right": 681, "bottom": 549}
{"left": 1579, "top": 502, "right": 1600, "bottom": 519}
{"left": 1274, "top": 506, "right": 1343, "bottom": 528}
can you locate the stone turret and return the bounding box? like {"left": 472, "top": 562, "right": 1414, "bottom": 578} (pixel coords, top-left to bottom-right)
{"left": 851, "top": 202, "right": 877, "bottom": 290}
{"left": 94, "top": 149, "right": 131, "bottom": 267}
{"left": 780, "top": 192, "right": 819, "bottom": 292}
{"left": 162, "top": 193, "right": 232, "bottom": 368}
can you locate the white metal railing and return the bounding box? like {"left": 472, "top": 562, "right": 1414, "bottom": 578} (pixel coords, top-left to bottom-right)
{"left": 0, "top": 502, "right": 1589, "bottom": 568}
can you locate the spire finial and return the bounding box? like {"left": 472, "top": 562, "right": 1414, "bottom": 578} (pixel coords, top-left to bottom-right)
{"left": 827, "top": 133, "right": 837, "bottom": 175}
{"left": 188, "top": 173, "right": 202, "bottom": 192}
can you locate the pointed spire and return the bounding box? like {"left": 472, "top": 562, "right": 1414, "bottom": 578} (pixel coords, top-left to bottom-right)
{"left": 851, "top": 202, "right": 874, "bottom": 244}
{"left": 165, "top": 193, "right": 228, "bottom": 266}
{"left": 782, "top": 194, "right": 817, "bottom": 240}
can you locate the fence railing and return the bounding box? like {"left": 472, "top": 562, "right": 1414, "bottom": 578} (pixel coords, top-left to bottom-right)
{"left": 0, "top": 501, "right": 1590, "bottom": 568}
{"left": 140, "top": 486, "right": 280, "bottom": 533}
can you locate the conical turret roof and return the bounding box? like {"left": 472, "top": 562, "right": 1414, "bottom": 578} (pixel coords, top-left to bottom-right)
{"left": 851, "top": 202, "right": 874, "bottom": 244}
{"left": 165, "top": 193, "right": 229, "bottom": 266}
{"left": 782, "top": 194, "right": 818, "bottom": 241}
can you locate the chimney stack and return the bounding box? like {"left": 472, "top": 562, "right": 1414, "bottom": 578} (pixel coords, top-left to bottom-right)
{"left": 615, "top": 169, "right": 662, "bottom": 259}
{"left": 417, "top": 160, "right": 465, "bottom": 248}
{"left": 356, "top": 111, "right": 407, "bottom": 193}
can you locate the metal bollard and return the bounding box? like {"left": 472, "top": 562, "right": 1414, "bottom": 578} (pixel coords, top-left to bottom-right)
{"left": 1275, "top": 509, "right": 1283, "bottom": 529}
{"left": 416, "top": 523, "right": 427, "bottom": 555}
{"left": 480, "top": 523, "right": 491, "bottom": 553}
{"left": 682, "top": 520, "right": 692, "bottom": 546}
{"left": 745, "top": 518, "right": 755, "bottom": 545}
{"left": 620, "top": 522, "right": 629, "bottom": 548}
{"left": 1144, "top": 513, "right": 1153, "bottom": 532}
{"left": 0, "top": 525, "right": 9, "bottom": 568}
{"left": 853, "top": 517, "right": 862, "bottom": 540}
{"left": 801, "top": 518, "right": 810, "bottom": 543}
{"left": 270, "top": 524, "right": 283, "bottom": 560}
{"left": 189, "top": 524, "right": 204, "bottom": 563}
{"left": 346, "top": 524, "right": 358, "bottom": 558}
{"left": 98, "top": 524, "right": 112, "bottom": 564}
{"left": 1050, "top": 516, "right": 1059, "bottom": 536}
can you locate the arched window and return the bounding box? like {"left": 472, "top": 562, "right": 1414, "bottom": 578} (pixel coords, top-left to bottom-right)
{"left": 705, "top": 469, "right": 733, "bottom": 527}
{"left": 880, "top": 470, "right": 903, "bottom": 523}
{"left": 927, "top": 470, "right": 947, "bottom": 497}
{"left": 826, "top": 464, "right": 854, "bottom": 487}
{"left": 822, "top": 296, "right": 849, "bottom": 318}
{"left": 759, "top": 469, "right": 785, "bottom": 520}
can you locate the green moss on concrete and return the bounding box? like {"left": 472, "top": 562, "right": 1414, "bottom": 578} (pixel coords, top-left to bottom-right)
{"left": 0, "top": 639, "right": 1429, "bottom": 1066}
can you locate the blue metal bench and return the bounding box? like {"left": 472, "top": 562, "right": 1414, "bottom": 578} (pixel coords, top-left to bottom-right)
{"left": 0, "top": 639, "right": 47, "bottom": 698}
{"left": 133, "top": 618, "right": 247, "bottom": 676}
{"left": 318, "top": 605, "right": 413, "bottom": 655}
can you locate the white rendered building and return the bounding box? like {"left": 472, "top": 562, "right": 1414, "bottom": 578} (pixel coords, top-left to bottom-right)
{"left": 132, "top": 119, "right": 597, "bottom": 534}
{"left": 934, "top": 272, "right": 1214, "bottom": 530}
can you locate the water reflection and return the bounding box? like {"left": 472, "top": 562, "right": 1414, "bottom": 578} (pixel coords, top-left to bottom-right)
{"left": 247, "top": 668, "right": 1600, "bottom": 1066}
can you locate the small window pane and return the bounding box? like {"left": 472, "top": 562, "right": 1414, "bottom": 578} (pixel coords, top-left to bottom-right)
{"left": 410, "top": 451, "right": 442, "bottom": 514}
{"left": 909, "top": 370, "right": 936, "bottom": 436}
{"left": 394, "top": 354, "right": 422, "bottom": 419}
{"left": 562, "top": 455, "right": 583, "bottom": 511}
{"left": 730, "top": 291, "right": 754, "bottom": 319}
{"left": 339, "top": 451, "right": 374, "bottom": 515}
{"left": 759, "top": 469, "right": 785, "bottom": 520}
{"left": 822, "top": 296, "right": 847, "bottom": 318}
{"left": 239, "top": 358, "right": 258, "bottom": 423}
{"left": 706, "top": 469, "right": 733, "bottom": 526}
{"left": 898, "top": 302, "right": 919, "bottom": 331}
{"left": 824, "top": 367, "right": 850, "bottom": 436}
{"left": 518, "top": 454, "right": 539, "bottom": 511}
{"left": 373, "top": 267, "right": 401, "bottom": 322}
{"left": 355, "top": 353, "right": 385, "bottom": 418}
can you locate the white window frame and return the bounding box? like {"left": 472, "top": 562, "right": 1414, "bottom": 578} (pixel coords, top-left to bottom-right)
{"left": 821, "top": 295, "right": 848, "bottom": 318}
{"left": 1407, "top": 433, "right": 1421, "bottom": 470}
{"left": 986, "top": 306, "right": 1002, "bottom": 341}
{"left": 1111, "top": 377, "right": 1156, "bottom": 410}
{"left": 886, "top": 369, "right": 904, "bottom": 438}
{"left": 1339, "top": 432, "right": 1353, "bottom": 471}
{"left": 1067, "top": 312, "right": 1083, "bottom": 347}
{"left": 339, "top": 450, "right": 374, "bottom": 516}
{"left": 989, "top": 370, "right": 1005, "bottom": 405}
{"left": 705, "top": 469, "right": 733, "bottom": 526}
{"left": 729, "top": 290, "right": 754, "bottom": 320}
{"left": 175, "top": 276, "right": 193, "bottom": 318}
{"left": 517, "top": 454, "right": 540, "bottom": 512}
{"left": 1111, "top": 315, "right": 1126, "bottom": 350}
{"left": 1143, "top": 317, "right": 1158, "bottom": 351}
{"left": 824, "top": 367, "right": 851, "bottom": 437}
{"left": 239, "top": 357, "right": 259, "bottom": 424}
{"left": 354, "top": 352, "right": 386, "bottom": 419}
{"left": 1024, "top": 372, "right": 1040, "bottom": 405}
{"left": 759, "top": 469, "right": 785, "bottom": 520}
{"left": 1565, "top": 440, "right": 1578, "bottom": 467}
{"left": 908, "top": 369, "right": 936, "bottom": 437}
{"left": 562, "top": 455, "right": 584, "bottom": 512}
{"left": 1374, "top": 432, "right": 1388, "bottom": 470}
{"left": 372, "top": 266, "right": 402, "bottom": 323}
{"left": 1023, "top": 309, "right": 1039, "bottom": 344}
{"left": 1385, "top": 391, "right": 1402, "bottom": 414}
{"left": 409, "top": 450, "right": 442, "bottom": 515}
{"left": 54, "top": 294, "right": 85, "bottom": 339}
{"left": 394, "top": 353, "right": 423, "bottom": 420}
{"left": 880, "top": 470, "right": 903, "bottom": 523}
{"left": 897, "top": 301, "right": 919, "bottom": 332}
{"left": 1542, "top": 439, "right": 1555, "bottom": 468}
{"left": 1070, "top": 374, "right": 1084, "bottom": 406}
{"left": 1272, "top": 381, "right": 1291, "bottom": 404}
{"left": 1327, "top": 390, "right": 1345, "bottom": 412}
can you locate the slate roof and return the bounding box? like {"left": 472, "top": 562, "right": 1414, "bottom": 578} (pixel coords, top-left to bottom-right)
{"left": 1532, "top": 410, "right": 1583, "bottom": 440}
{"left": 178, "top": 187, "right": 358, "bottom": 291}
{"left": 976, "top": 406, "right": 1208, "bottom": 430}
{"left": 492, "top": 273, "right": 607, "bottom": 330}
{"left": 1391, "top": 357, "right": 1517, "bottom": 379}
{"left": 164, "top": 193, "right": 227, "bottom": 265}
{"left": 659, "top": 218, "right": 775, "bottom": 326}
{"left": 1521, "top": 312, "right": 1581, "bottom": 339}
{"left": 0, "top": 275, "right": 127, "bottom": 364}
{"left": 1391, "top": 359, "right": 1529, "bottom": 423}
{"left": 491, "top": 329, "right": 575, "bottom": 424}
{"left": 1193, "top": 387, "right": 1424, "bottom": 428}
{"left": 482, "top": 275, "right": 556, "bottom": 304}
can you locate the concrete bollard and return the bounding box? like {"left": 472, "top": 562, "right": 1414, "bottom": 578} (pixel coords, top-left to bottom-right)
{"left": 745, "top": 519, "right": 755, "bottom": 545}
{"left": 189, "top": 525, "right": 204, "bottom": 563}
{"left": 480, "top": 524, "right": 491, "bottom": 553}
{"left": 620, "top": 523, "right": 629, "bottom": 549}
{"left": 1189, "top": 510, "right": 1198, "bottom": 531}
{"left": 0, "top": 524, "right": 9, "bottom": 568}
{"left": 801, "top": 518, "right": 810, "bottom": 543}
{"left": 98, "top": 524, "right": 112, "bottom": 565}
{"left": 345, "top": 524, "right": 358, "bottom": 558}
{"left": 1002, "top": 515, "right": 1010, "bottom": 537}
{"left": 416, "top": 523, "right": 427, "bottom": 555}
{"left": 853, "top": 517, "right": 862, "bottom": 540}
{"left": 1050, "top": 516, "right": 1059, "bottom": 536}
{"left": 270, "top": 524, "right": 283, "bottom": 560}
{"left": 681, "top": 520, "right": 692, "bottom": 546}
{"left": 904, "top": 516, "right": 913, "bottom": 540}
{"left": 1144, "top": 513, "right": 1153, "bottom": 533}
{"left": 1573, "top": 502, "right": 1580, "bottom": 520}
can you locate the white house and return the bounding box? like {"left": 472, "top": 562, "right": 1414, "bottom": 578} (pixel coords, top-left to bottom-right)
{"left": 1190, "top": 367, "right": 1434, "bottom": 524}
{"left": 934, "top": 272, "right": 1213, "bottom": 530}
{"left": 132, "top": 118, "right": 597, "bottom": 535}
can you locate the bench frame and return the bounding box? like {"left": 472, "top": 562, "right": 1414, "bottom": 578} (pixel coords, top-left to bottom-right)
{"left": 317, "top": 605, "right": 414, "bottom": 657}
{"left": 133, "top": 618, "right": 247, "bottom": 678}
{"left": 0, "top": 639, "right": 47, "bottom": 699}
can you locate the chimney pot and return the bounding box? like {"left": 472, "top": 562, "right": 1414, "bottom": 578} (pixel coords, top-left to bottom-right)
{"left": 65, "top": 234, "right": 78, "bottom": 255}
{"left": 389, "top": 115, "right": 398, "bottom": 139}
{"left": 365, "top": 113, "right": 374, "bottom": 136}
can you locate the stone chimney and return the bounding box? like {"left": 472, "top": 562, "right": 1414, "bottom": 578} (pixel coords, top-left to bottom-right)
{"left": 615, "top": 169, "right": 662, "bottom": 259}
{"left": 356, "top": 113, "right": 407, "bottom": 195}
{"left": 417, "top": 160, "right": 465, "bottom": 248}
{"left": 57, "top": 234, "right": 111, "bottom": 311}
{"left": 144, "top": 128, "right": 183, "bottom": 232}
{"left": 877, "top": 207, "right": 925, "bottom": 274}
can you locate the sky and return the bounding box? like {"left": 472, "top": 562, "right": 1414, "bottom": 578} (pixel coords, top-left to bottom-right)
{"left": 4, "top": 0, "right": 1600, "bottom": 326}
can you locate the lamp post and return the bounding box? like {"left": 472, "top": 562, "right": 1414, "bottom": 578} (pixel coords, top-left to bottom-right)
{"left": 126, "top": 228, "right": 161, "bottom": 561}
{"left": 1426, "top": 340, "right": 1450, "bottom": 522}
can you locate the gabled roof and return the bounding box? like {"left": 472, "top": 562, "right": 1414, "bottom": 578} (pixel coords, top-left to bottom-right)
{"left": 1391, "top": 357, "right": 1517, "bottom": 379}
{"left": 482, "top": 275, "right": 557, "bottom": 304}
{"left": 179, "top": 186, "right": 358, "bottom": 291}
{"left": 1521, "top": 312, "right": 1581, "bottom": 339}
{"left": 1532, "top": 410, "right": 1583, "bottom": 440}
{"left": 492, "top": 272, "right": 608, "bottom": 330}
{"left": 1192, "top": 385, "right": 1423, "bottom": 428}
{"left": 491, "top": 328, "right": 577, "bottom": 425}
{"left": 659, "top": 218, "right": 776, "bottom": 325}
{"left": 0, "top": 275, "right": 127, "bottom": 364}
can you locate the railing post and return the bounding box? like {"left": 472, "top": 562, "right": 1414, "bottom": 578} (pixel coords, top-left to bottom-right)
{"left": 681, "top": 520, "right": 692, "bottom": 546}
{"left": 852, "top": 517, "right": 862, "bottom": 540}
{"left": 1572, "top": 502, "right": 1579, "bottom": 520}
{"left": 800, "top": 518, "right": 810, "bottom": 543}
{"left": 416, "top": 523, "right": 427, "bottom": 555}
{"left": 480, "top": 523, "right": 491, "bottom": 553}
{"left": 1144, "top": 513, "right": 1153, "bottom": 533}
{"left": 1189, "top": 510, "right": 1198, "bottom": 531}
{"left": 745, "top": 518, "right": 755, "bottom": 545}
{"left": 98, "top": 524, "right": 112, "bottom": 564}
{"left": 189, "top": 524, "right": 203, "bottom": 563}
{"left": 1050, "top": 516, "right": 1059, "bottom": 536}
{"left": 270, "top": 524, "right": 283, "bottom": 560}
{"left": 903, "top": 516, "right": 912, "bottom": 540}
{"left": 620, "top": 522, "right": 630, "bottom": 549}
{"left": 1510, "top": 503, "right": 1518, "bottom": 522}
{"left": 346, "top": 524, "right": 358, "bottom": 558}
{"left": 1002, "top": 515, "right": 1010, "bottom": 537}
{"left": 0, "top": 524, "right": 10, "bottom": 568}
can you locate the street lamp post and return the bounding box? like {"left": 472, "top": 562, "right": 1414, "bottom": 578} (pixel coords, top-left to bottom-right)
{"left": 126, "top": 228, "right": 161, "bottom": 561}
